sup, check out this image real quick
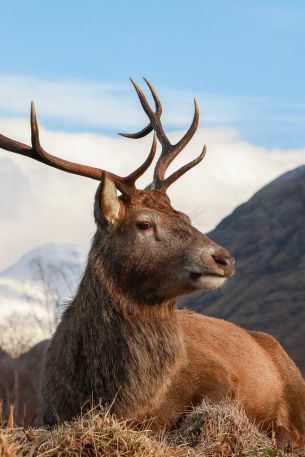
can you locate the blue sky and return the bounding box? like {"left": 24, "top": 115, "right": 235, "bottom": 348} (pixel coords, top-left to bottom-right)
{"left": 1, "top": 0, "right": 305, "bottom": 148}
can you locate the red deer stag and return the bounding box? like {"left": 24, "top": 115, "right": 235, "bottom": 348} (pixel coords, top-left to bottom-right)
{"left": 0, "top": 79, "right": 304, "bottom": 446}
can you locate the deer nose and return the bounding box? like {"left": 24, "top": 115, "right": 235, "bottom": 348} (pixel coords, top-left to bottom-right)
{"left": 212, "top": 251, "right": 235, "bottom": 277}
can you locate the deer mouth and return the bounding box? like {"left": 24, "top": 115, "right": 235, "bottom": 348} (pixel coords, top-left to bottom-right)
{"left": 189, "top": 271, "right": 225, "bottom": 281}
{"left": 188, "top": 270, "right": 227, "bottom": 290}
{"left": 190, "top": 271, "right": 224, "bottom": 281}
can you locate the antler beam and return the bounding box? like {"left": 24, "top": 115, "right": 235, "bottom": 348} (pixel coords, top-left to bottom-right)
{"left": 0, "top": 102, "right": 157, "bottom": 196}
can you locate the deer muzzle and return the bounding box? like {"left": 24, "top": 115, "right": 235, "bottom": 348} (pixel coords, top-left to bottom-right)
{"left": 187, "top": 245, "right": 235, "bottom": 290}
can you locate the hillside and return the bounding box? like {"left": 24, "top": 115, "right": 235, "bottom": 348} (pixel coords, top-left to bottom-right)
{"left": 179, "top": 164, "right": 305, "bottom": 374}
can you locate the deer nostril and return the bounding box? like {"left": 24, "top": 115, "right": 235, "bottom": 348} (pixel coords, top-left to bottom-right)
{"left": 212, "top": 254, "right": 235, "bottom": 270}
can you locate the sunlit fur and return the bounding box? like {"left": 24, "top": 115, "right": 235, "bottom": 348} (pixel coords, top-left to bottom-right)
{"left": 42, "top": 183, "right": 305, "bottom": 447}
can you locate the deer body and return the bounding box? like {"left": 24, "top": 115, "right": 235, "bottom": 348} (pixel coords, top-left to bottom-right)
{"left": 1, "top": 79, "right": 304, "bottom": 446}
{"left": 42, "top": 189, "right": 305, "bottom": 446}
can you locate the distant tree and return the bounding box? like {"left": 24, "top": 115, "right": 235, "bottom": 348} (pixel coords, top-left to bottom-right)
{"left": 0, "top": 312, "right": 36, "bottom": 416}
{"left": 23, "top": 257, "right": 77, "bottom": 338}
{"left": 0, "top": 312, "right": 34, "bottom": 360}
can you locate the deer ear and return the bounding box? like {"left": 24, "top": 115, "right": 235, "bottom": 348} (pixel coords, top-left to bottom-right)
{"left": 95, "top": 172, "right": 121, "bottom": 227}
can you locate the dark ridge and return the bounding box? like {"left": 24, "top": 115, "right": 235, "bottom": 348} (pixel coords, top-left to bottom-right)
{"left": 179, "top": 164, "right": 305, "bottom": 375}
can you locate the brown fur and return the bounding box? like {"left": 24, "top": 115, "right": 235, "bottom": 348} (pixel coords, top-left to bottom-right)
{"left": 42, "top": 184, "right": 305, "bottom": 446}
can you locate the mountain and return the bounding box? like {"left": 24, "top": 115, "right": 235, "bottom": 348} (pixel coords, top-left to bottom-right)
{"left": 0, "top": 243, "right": 87, "bottom": 342}
{"left": 179, "top": 164, "right": 305, "bottom": 375}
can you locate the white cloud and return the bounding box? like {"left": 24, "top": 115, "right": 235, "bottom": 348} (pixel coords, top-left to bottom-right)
{"left": 0, "top": 116, "right": 305, "bottom": 271}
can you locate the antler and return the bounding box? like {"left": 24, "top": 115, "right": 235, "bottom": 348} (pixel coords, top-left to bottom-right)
{"left": 0, "top": 102, "right": 157, "bottom": 196}
{"left": 120, "top": 78, "right": 206, "bottom": 192}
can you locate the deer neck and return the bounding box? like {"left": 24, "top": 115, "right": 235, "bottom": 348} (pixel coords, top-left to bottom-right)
{"left": 69, "top": 234, "right": 186, "bottom": 418}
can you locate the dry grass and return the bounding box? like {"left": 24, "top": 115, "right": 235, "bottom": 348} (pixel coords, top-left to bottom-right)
{"left": 168, "top": 399, "right": 291, "bottom": 456}
{"left": 0, "top": 433, "right": 18, "bottom": 457}
{"left": 2, "top": 411, "right": 168, "bottom": 457}
{"left": 1, "top": 400, "right": 304, "bottom": 457}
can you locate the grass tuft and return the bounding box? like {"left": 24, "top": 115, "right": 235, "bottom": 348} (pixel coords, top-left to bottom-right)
{"left": 167, "top": 399, "right": 289, "bottom": 456}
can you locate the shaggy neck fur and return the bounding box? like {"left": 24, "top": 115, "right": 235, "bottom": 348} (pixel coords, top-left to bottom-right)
{"left": 43, "top": 231, "right": 186, "bottom": 424}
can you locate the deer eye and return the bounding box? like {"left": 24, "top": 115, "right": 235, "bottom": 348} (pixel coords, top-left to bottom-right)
{"left": 136, "top": 221, "right": 152, "bottom": 231}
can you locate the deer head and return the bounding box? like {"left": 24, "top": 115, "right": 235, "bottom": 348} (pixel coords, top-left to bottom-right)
{"left": 0, "top": 79, "right": 234, "bottom": 305}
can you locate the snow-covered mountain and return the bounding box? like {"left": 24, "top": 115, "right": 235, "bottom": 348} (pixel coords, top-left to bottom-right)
{"left": 0, "top": 244, "right": 87, "bottom": 341}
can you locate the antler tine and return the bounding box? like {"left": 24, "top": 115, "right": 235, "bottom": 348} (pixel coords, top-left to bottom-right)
{"left": 119, "top": 78, "right": 162, "bottom": 139}
{"left": 0, "top": 102, "right": 157, "bottom": 197}
{"left": 172, "top": 99, "right": 199, "bottom": 155}
{"left": 31, "top": 102, "right": 41, "bottom": 151}
{"left": 131, "top": 78, "right": 171, "bottom": 149}
{"left": 119, "top": 132, "right": 157, "bottom": 187}
{"left": 157, "top": 145, "right": 207, "bottom": 192}
{"left": 153, "top": 98, "right": 200, "bottom": 186}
